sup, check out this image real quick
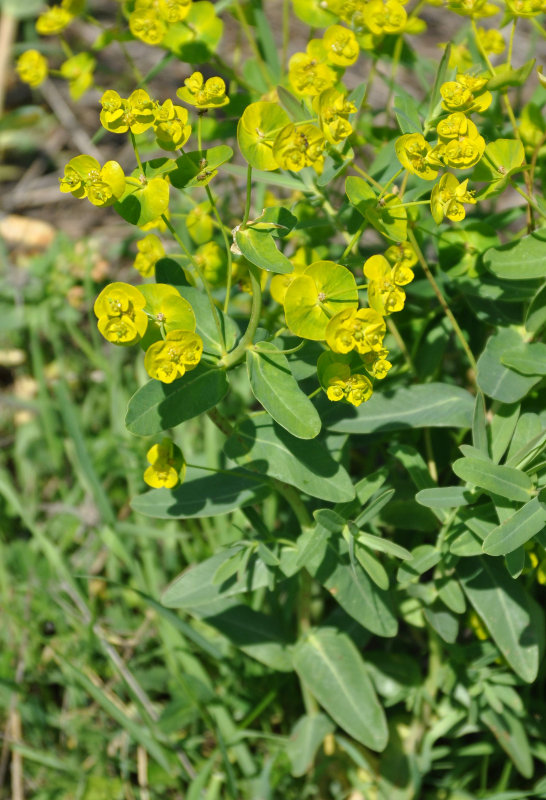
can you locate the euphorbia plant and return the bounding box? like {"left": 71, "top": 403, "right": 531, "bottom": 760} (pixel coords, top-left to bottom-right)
{"left": 15, "top": 0, "right": 546, "bottom": 794}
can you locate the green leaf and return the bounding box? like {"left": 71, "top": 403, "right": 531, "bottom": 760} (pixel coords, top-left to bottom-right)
{"left": 306, "top": 530, "right": 397, "bottom": 637}
{"left": 247, "top": 341, "right": 321, "bottom": 439}
{"left": 472, "top": 139, "right": 526, "bottom": 198}
{"left": 394, "top": 93, "right": 422, "bottom": 134}
{"left": 224, "top": 418, "right": 354, "bottom": 502}
{"left": 416, "top": 486, "right": 476, "bottom": 509}
{"left": 477, "top": 328, "right": 542, "bottom": 403}
{"left": 501, "top": 342, "right": 546, "bottom": 376}
{"left": 423, "top": 603, "right": 459, "bottom": 644}
{"left": 292, "top": 627, "right": 388, "bottom": 751}
{"left": 178, "top": 286, "right": 238, "bottom": 356}
{"left": 115, "top": 176, "right": 169, "bottom": 227}
{"left": 168, "top": 146, "right": 233, "bottom": 190}
{"left": 235, "top": 227, "right": 293, "bottom": 274}
{"left": 472, "top": 391, "right": 489, "bottom": 456}
{"left": 132, "top": 467, "right": 270, "bottom": 519}
{"left": 202, "top": 605, "right": 292, "bottom": 671}
{"left": 481, "top": 708, "right": 534, "bottom": 778}
{"left": 459, "top": 557, "right": 540, "bottom": 682}
{"left": 490, "top": 402, "right": 520, "bottom": 464}
{"left": 483, "top": 228, "right": 546, "bottom": 280}
{"left": 161, "top": 546, "right": 272, "bottom": 609}
{"left": 356, "top": 531, "right": 412, "bottom": 560}
{"left": 486, "top": 58, "right": 535, "bottom": 91}
{"left": 482, "top": 492, "right": 546, "bottom": 556}
{"left": 324, "top": 382, "right": 474, "bottom": 433}
{"left": 396, "top": 545, "right": 441, "bottom": 586}
{"left": 276, "top": 85, "right": 308, "bottom": 122}
{"left": 285, "top": 714, "right": 335, "bottom": 778}
{"left": 452, "top": 457, "right": 533, "bottom": 503}
{"left": 427, "top": 42, "right": 451, "bottom": 122}
{"left": 346, "top": 177, "right": 407, "bottom": 241}
{"left": 526, "top": 284, "right": 546, "bottom": 334}
{"left": 125, "top": 365, "right": 229, "bottom": 436}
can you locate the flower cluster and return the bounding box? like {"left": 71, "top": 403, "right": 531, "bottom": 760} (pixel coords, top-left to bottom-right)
{"left": 176, "top": 72, "right": 229, "bottom": 109}
{"left": 129, "top": 0, "right": 192, "bottom": 46}
{"left": 59, "top": 155, "right": 126, "bottom": 208}
{"left": 93, "top": 282, "right": 202, "bottom": 385}
{"left": 16, "top": 50, "right": 48, "bottom": 89}
{"left": 395, "top": 71, "right": 492, "bottom": 223}
{"left": 100, "top": 89, "right": 192, "bottom": 151}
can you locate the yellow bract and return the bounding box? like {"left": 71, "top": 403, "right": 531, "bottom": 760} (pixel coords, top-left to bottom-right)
{"left": 314, "top": 88, "right": 356, "bottom": 144}
{"left": 288, "top": 41, "right": 336, "bottom": 96}
{"left": 395, "top": 133, "right": 439, "bottom": 180}
{"left": 94, "top": 283, "right": 148, "bottom": 346}
{"left": 176, "top": 72, "right": 229, "bottom": 108}
{"left": 385, "top": 242, "right": 417, "bottom": 271}
{"left": 446, "top": 0, "right": 499, "bottom": 16}
{"left": 195, "top": 241, "right": 228, "bottom": 286}
{"left": 430, "top": 174, "right": 476, "bottom": 224}
{"left": 440, "top": 75, "right": 492, "bottom": 114}
{"left": 237, "top": 102, "right": 290, "bottom": 171}
{"left": 36, "top": 5, "right": 73, "bottom": 35}
{"left": 434, "top": 112, "right": 485, "bottom": 168}
{"left": 144, "top": 438, "right": 186, "bottom": 489}
{"left": 16, "top": 50, "right": 48, "bottom": 89}
{"left": 139, "top": 284, "right": 196, "bottom": 339}
{"left": 134, "top": 234, "right": 165, "bottom": 277}
{"left": 284, "top": 261, "right": 358, "bottom": 340}
{"left": 327, "top": 372, "right": 373, "bottom": 406}
{"left": 364, "top": 254, "right": 413, "bottom": 316}
{"left": 144, "top": 330, "right": 203, "bottom": 383}
{"left": 100, "top": 89, "right": 156, "bottom": 135}
{"left": 477, "top": 27, "right": 505, "bottom": 54}
{"left": 60, "top": 53, "right": 96, "bottom": 101}
{"left": 59, "top": 155, "right": 126, "bottom": 208}
{"left": 505, "top": 0, "right": 543, "bottom": 16}
{"left": 273, "top": 123, "right": 325, "bottom": 172}
{"left": 326, "top": 306, "right": 386, "bottom": 354}
{"left": 323, "top": 25, "right": 360, "bottom": 66}
{"left": 128, "top": 0, "right": 191, "bottom": 46}
{"left": 365, "top": 0, "right": 407, "bottom": 34}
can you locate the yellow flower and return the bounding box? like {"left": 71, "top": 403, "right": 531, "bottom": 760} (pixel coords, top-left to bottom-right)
{"left": 100, "top": 89, "right": 156, "bottom": 135}
{"left": 364, "top": 0, "right": 407, "bottom": 35}
{"left": 157, "top": 0, "right": 192, "bottom": 22}
{"left": 129, "top": 8, "right": 167, "bottom": 45}
{"left": 440, "top": 75, "right": 492, "bottom": 114}
{"left": 364, "top": 254, "right": 413, "bottom": 315}
{"left": 434, "top": 112, "right": 485, "bottom": 168}
{"left": 36, "top": 5, "right": 73, "bottom": 35}
{"left": 446, "top": 0, "right": 499, "bottom": 16}
{"left": 144, "top": 330, "right": 203, "bottom": 382}
{"left": 430, "top": 173, "right": 476, "bottom": 224}
{"left": 328, "top": 372, "right": 373, "bottom": 406}
{"left": 477, "top": 27, "right": 505, "bottom": 54}
{"left": 134, "top": 234, "right": 165, "bottom": 277}
{"left": 176, "top": 72, "right": 229, "bottom": 108}
{"left": 395, "top": 133, "right": 439, "bottom": 180}
{"left": 384, "top": 242, "right": 417, "bottom": 270}
{"left": 505, "top": 0, "right": 543, "bottom": 16}
{"left": 326, "top": 307, "right": 386, "bottom": 355}
{"left": 153, "top": 99, "right": 191, "bottom": 150}
{"left": 144, "top": 438, "right": 186, "bottom": 489}
{"left": 288, "top": 41, "right": 336, "bottom": 96}
{"left": 16, "top": 50, "right": 48, "bottom": 88}
{"left": 59, "top": 155, "right": 126, "bottom": 207}
{"left": 313, "top": 88, "right": 356, "bottom": 144}
{"left": 438, "top": 42, "right": 473, "bottom": 72}
{"left": 273, "top": 123, "right": 325, "bottom": 172}
{"left": 323, "top": 25, "right": 360, "bottom": 66}
{"left": 94, "top": 282, "right": 148, "bottom": 345}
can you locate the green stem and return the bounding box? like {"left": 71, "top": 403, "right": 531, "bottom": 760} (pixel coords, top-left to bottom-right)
{"left": 341, "top": 220, "right": 366, "bottom": 259}
{"left": 408, "top": 229, "right": 477, "bottom": 374}
{"left": 471, "top": 18, "right": 495, "bottom": 75}
{"left": 379, "top": 167, "right": 404, "bottom": 198}
{"left": 205, "top": 184, "right": 233, "bottom": 314}
{"left": 282, "top": 0, "right": 290, "bottom": 76}
{"left": 161, "top": 214, "right": 226, "bottom": 354}
{"left": 509, "top": 180, "right": 546, "bottom": 219}
{"left": 351, "top": 163, "right": 383, "bottom": 191}
{"left": 507, "top": 18, "right": 517, "bottom": 68}
{"left": 241, "top": 165, "right": 253, "bottom": 229}
{"left": 197, "top": 113, "right": 203, "bottom": 154}
{"left": 217, "top": 265, "right": 262, "bottom": 368}
{"left": 130, "top": 132, "right": 144, "bottom": 174}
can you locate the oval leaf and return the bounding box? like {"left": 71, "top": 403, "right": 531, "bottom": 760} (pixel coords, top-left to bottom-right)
{"left": 292, "top": 627, "right": 388, "bottom": 751}
{"left": 247, "top": 341, "right": 321, "bottom": 439}
{"left": 483, "top": 493, "right": 546, "bottom": 556}
{"left": 126, "top": 364, "right": 229, "bottom": 435}
{"left": 452, "top": 457, "right": 533, "bottom": 503}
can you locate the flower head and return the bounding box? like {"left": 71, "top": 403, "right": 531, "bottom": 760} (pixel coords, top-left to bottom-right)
{"left": 273, "top": 123, "right": 325, "bottom": 172}
{"left": 323, "top": 25, "right": 360, "bottom": 66}
{"left": 16, "top": 50, "right": 48, "bottom": 88}
{"left": 100, "top": 89, "right": 156, "bottom": 135}
{"left": 144, "top": 438, "right": 186, "bottom": 489}
{"left": 326, "top": 307, "right": 386, "bottom": 354}
{"left": 364, "top": 254, "right": 413, "bottom": 315}
{"left": 288, "top": 41, "right": 336, "bottom": 96}
{"left": 430, "top": 173, "right": 476, "bottom": 223}
{"left": 36, "top": 4, "right": 73, "bottom": 35}
{"left": 94, "top": 283, "right": 148, "bottom": 345}
{"left": 134, "top": 234, "right": 165, "bottom": 277}
{"left": 395, "top": 133, "right": 439, "bottom": 180}
{"left": 144, "top": 330, "right": 203, "bottom": 382}
{"left": 59, "top": 155, "right": 125, "bottom": 207}
{"left": 176, "top": 72, "right": 229, "bottom": 108}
